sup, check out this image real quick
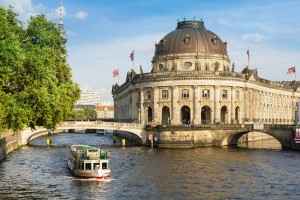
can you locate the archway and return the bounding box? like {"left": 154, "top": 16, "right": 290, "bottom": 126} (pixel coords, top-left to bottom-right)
{"left": 235, "top": 106, "right": 240, "bottom": 124}
{"left": 201, "top": 106, "right": 212, "bottom": 124}
{"left": 162, "top": 106, "right": 170, "bottom": 125}
{"left": 181, "top": 106, "right": 190, "bottom": 124}
{"left": 220, "top": 106, "right": 228, "bottom": 124}
{"left": 147, "top": 107, "right": 153, "bottom": 122}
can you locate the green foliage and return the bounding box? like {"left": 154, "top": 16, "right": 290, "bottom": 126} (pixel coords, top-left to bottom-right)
{"left": 0, "top": 7, "right": 80, "bottom": 132}
{"left": 67, "top": 108, "right": 97, "bottom": 120}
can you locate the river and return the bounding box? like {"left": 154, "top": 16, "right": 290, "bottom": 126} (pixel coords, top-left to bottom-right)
{"left": 1, "top": 132, "right": 300, "bottom": 199}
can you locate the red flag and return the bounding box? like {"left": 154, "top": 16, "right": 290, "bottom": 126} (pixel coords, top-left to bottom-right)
{"left": 113, "top": 69, "right": 119, "bottom": 77}
{"left": 287, "top": 66, "right": 296, "bottom": 74}
{"left": 247, "top": 49, "right": 250, "bottom": 61}
{"left": 130, "top": 50, "right": 134, "bottom": 61}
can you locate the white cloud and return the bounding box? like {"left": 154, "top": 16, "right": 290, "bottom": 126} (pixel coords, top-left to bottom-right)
{"left": 74, "top": 11, "right": 88, "bottom": 20}
{"left": 67, "top": 33, "right": 161, "bottom": 100}
{"left": 0, "top": 0, "right": 44, "bottom": 21}
{"left": 241, "top": 33, "right": 269, "bottom": 42}
{"left": 285, "top": 26, "right": 300, "bottom": 34}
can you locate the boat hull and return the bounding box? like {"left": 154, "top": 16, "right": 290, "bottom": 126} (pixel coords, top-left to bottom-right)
{"left": 68, "top": 144, "right": 112, "bottom": 179}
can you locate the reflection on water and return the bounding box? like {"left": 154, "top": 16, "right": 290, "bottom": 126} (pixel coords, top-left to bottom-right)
{"left": 239, "top": 138, "right": 282, "bottom": 149}
{"left": 1, "top": 132, "right": 300, "bottom": 199}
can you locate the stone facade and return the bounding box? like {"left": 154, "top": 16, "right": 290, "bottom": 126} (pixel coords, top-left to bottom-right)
{"left": 112, "top": 20, "right": 300, "bottom": 127}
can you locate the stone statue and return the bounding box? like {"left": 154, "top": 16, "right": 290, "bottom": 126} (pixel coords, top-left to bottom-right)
{"left": 231, "top": 62, "right": 235, "bottom": 73}
{"left": 131, "top": 68, "right": 136, "bottom": 78}
{"left": 139, "top": 65, "right": 144, "bottom": 79}
{"left": 140, "top": 65, "right": 144, "bottom": 75}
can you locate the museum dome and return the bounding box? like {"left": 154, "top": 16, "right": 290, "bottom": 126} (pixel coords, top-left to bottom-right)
{"left": 154, "top": 20, "right": 228, "bottom": 57}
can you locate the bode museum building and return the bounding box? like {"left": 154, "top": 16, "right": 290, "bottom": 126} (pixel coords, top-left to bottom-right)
{"left": 112, "top": 19, "right": 300, "bottom": 130}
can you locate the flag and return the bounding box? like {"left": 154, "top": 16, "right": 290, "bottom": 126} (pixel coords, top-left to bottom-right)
{"left": 287, "top": 66, "right": 296, "bottom": 74}
{"left": 130, "top": 50, "right": 134, "bottom": 61}
{"left": 247, "top": 49, "right": 250, "bottom": 61}
{"left": 113, "top": 69, "right": 119, "bottom": 77}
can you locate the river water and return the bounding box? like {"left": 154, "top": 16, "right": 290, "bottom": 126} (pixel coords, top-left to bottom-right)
{"left": 1, "top": 132, "right": 300, "bottom": 199}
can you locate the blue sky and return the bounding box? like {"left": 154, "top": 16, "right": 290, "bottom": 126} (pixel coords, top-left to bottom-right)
{"left": 1, "top": 0, "right": 300, "bottom": 101}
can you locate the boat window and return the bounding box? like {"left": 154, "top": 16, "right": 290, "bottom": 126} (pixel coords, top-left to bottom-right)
{"left": 102, "top": 162, "right": 107, "bottom": 169}
{"left": 93, "top": 163, "right": 100, "bottom": 170}
{"left": 85, "top": 163, "right": 92, "bottom": 170}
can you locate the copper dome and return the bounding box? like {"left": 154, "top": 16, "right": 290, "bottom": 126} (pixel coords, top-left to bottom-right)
{"left": 154, "top": 20, "right": 228, "bottom": 57}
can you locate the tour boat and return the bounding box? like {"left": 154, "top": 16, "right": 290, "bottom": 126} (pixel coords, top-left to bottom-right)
{"left": 96, "top": 129, "right": 105, "bottom": 136}
{"left": 68, "top": 144, "right": 111, "bottom": 179}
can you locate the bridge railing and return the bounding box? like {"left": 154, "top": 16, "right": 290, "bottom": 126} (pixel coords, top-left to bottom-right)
{"left": 61, "top": 121, "right": 143, "bottom": 129}
{"left": 145, "top": 124, "right": 253, "bottom": 131}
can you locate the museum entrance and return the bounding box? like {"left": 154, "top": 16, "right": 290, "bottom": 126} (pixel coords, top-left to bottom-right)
{"left": 161, "top": 106, "right": 170, "bottom": 125}
{"left": 201, "top": 106, "right": 212, "bottom": 124}
{"left": 220, "top": 106, "right": 228, "bottom": 123}
{"left": 181, "top": 106, "right": 190, "bottom": 124}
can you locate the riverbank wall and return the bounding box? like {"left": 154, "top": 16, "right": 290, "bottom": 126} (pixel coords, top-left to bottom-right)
{"left": 0, "top": 130, "right": 20, "bottom": 162}
{"left": 0, "top": 129, "right": 63, "bottom": 162}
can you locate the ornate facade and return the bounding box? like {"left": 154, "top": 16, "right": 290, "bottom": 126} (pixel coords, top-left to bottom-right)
{"left": 112, "top": 20, "right": 300, "bottom": 126}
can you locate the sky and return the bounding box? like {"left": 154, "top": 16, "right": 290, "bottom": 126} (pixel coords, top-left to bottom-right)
{"left": 1, "top": 0, "right": 300, "bottom": 101}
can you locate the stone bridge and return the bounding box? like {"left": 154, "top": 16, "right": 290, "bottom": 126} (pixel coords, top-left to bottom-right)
{"left": 20, "top": 122, "right": 295, "bottom": 148}
{"left": 20, "top": 121, "right": 145, "bottom": 145}
{"left": 146, "top": 124, "right": 294, "bottom": 148}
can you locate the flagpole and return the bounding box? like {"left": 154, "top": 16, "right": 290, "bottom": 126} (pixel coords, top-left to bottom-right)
{"left": 295, "top": 66, "right": 297, "bottom": 81}
{"left": 118, "top": 68, "right": 119, "bottom": 85}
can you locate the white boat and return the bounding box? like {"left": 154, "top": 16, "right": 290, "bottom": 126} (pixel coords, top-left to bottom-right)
{"left": 96, "top": 129, "right": 105, "bottom": 135}
{"left": 68, "top": 145, "right": 111, "bottom": 179}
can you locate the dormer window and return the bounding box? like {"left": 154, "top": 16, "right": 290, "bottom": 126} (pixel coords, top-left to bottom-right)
{"left": 159, "top": 38, "right": 166, "bottom": 46}
{"left": 183, "top": 34, "right": 191, "bottom": 44}
{"left": 183, "top": 62, "right": 192, "bottom": 69}
{"left": 211, "top": 36, "right": 217, "bottom": 45}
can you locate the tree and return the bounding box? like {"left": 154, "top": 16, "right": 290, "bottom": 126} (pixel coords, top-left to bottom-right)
{"left": 67, "top": 108, "right": 97, "bottom": 120}
{"left": 0, "top": 7, "right": 80, "bottom": 132}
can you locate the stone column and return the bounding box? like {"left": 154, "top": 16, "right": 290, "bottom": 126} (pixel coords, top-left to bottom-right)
{"left": 140, "top": 89, "right": 144, "bottom": 124}
{"left": 172, "top": 86, "right": 180, "bottom": 124}
{"left": 153, "top": 88, "right": 159, "bottom": 124}
{"left": 231, "top": 87, "right": 236, "bottom": 124}
{"left": 193, "top": 85, "right": 200, "bottom": 124}
{"left": 214, "top": 86, "right": 220, "bottom": 123}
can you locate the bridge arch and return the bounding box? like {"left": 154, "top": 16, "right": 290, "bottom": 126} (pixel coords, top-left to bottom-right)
{"left": 221, "top": 130, "right": 291, "bottom": 148}
{"left": 20, "top": 121, "right": 146, "bottom": 145}
{"left": 201, "top": 105, "right": 212, "bottom": 124}
{"left": 220, "top": 106, "right": 228, "bottom": 124}
{"left": 181, "top": 105, "right": 190, "bottom": 124}
{"left": 162, "top": 106, "right": 170, "bottom": 125}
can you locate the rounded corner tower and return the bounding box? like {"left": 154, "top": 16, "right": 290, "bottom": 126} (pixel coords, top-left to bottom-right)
{"left": 152, "top": 19, "right": 230, "bottom": 73}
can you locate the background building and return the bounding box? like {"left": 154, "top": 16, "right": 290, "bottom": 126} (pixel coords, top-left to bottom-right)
{"left": 112, "top": 19, "right": 300, "bottom": 125}
{"left": 76, "top": 88, "right": 114, "bottom": 118}
{"left": 96, "top": 106, "right": 114, "bottom": 119}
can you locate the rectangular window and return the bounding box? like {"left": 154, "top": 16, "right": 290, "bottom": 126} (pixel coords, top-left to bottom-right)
{"left": 236, "top": 90, "right": 240, "bottom": 99}
{"left": 146, "top": 91, "right": 152, "bottom": 99}
{"left": 182, "top": 89, "right": 189, "bottom": 98}
{"left": 162, "top": 90, "right": 169, "bottom": 98}
{"left": 202, "top": 89, "right": 210, "bottom": 98}
{"left": 222, "top": 90, "right": 228, "bottom": 99}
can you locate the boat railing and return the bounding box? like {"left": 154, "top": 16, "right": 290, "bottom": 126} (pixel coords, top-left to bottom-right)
{"left": 71, "top": 150, "right": 110, "bottom": 160}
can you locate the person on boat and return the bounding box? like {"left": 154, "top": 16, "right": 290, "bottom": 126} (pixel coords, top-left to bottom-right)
{"left": 107, "top": 150, "right": 110, "bottom": 159}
